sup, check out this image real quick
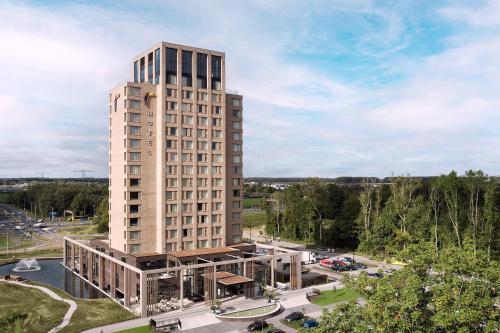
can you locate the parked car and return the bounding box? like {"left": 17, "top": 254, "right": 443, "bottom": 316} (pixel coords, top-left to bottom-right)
{"left": 268, "top": 329, "right": 285, "bottom": 333}
{"left": 284, "top": 311, "right": 304, "bottom": 322}
{"left": 247, "top": 320, "right": 268, "bottom": 331}
{"left": 368, "top": 272, "right": 383, "bottom": 278}
{"left": 302, "top": 319, "right": 319, "bottom": 329}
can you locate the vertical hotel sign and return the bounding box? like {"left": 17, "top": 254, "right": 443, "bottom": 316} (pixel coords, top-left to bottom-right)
{"left": 144, "top": 92, "right": 156, "bottom": 156}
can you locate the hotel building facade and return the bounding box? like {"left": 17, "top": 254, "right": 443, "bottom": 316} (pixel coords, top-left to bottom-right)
{"left": 108, "top": 42, "right": 243, "bottom": 256}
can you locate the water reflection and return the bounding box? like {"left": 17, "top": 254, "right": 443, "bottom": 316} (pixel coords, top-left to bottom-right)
{"left": 0, "top": 258, "right": 104, "bottom": 299}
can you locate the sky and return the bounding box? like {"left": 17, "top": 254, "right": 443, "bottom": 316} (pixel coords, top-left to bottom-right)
{"left": 0, "top": 0, "right": 499, "bottom": 178}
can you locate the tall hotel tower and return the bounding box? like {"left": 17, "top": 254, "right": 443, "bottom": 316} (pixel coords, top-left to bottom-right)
{"left": 108, "top": 42, "right": 243, "bottom": 255}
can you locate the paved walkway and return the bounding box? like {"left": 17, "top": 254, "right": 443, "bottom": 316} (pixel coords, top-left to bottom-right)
{"left": 84, "top": 282, "right": 343, "bottom": 333}
{"left": 3, "top": 280, "right": 77, "bottom": 332}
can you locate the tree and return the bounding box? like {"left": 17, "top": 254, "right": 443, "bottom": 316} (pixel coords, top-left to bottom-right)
{"left": 438, "top": 171, "right": 462, "bottom": 248}
{"left": 94, "top": 198, "right": 109, "bottom": 233}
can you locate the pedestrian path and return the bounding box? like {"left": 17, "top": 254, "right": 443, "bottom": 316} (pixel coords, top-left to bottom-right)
{"left": 3, "top": 280, "right": 77, "bottom": 332}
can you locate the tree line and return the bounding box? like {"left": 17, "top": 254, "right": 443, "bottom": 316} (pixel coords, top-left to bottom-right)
{"left": 9, "top": 182, "right": 109, "bottom": 232}
{"left": 263, "top": 171, "right": 499, "bottom": 260}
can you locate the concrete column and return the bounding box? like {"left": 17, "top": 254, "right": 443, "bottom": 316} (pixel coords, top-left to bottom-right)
{"left": 243, "top": 261, "right": 247, "bottom": 277}
{"left": 213, "top": 264, "right": 217, "bottom": 301}
{"left": 71, "top": 244, "right": 75, "bottom": 270}
{"left": 63, "top": 238, "right": 67, "bottom": 266}
{"left": 99, "top": 256, "right": 105, "bottom": 289}
{"left": 140, "top": 272, "right": 147, "bottom": 317}
{"left": 88, "top": 252, "right": 94, "bottom": 283}
{"left": 110, "top": 262, "right": 116, "bottom": 299}
{"left": 180, "top": 268, "right": 184, "bottom": 311}
{"left": 270, "top": 258, "right": 275, "bottom": 289}
{"left": 295, "top": 254, "right": 302, "bottom": 290}
{"left": 124, "top": 268, "right": 130, "bottom": 307}
{"left": 78, "top": 246, "right": 84, "bottom": 274}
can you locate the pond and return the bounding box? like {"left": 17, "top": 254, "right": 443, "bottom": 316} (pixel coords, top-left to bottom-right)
{"left": 0, "top": 258, "right": 105, "bottom": 299}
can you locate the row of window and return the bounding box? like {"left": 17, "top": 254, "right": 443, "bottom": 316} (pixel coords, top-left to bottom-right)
{"left": 165, "top": 238, "right": 223, "bottom": 252}
{"left": 165, "top": 214, "right": 222, "bottom": 226}
{"left": 166, "top": 190, "right": 223, "bottom": 200}
{"left": 167, "top": 153, "right": 222, "bottom": 163}
{"left": 165, "top": 177, "right": 223, "bottom": 187}
{"left": 167, "top": 202, "right": 223, "bottom": 213}
{"left": 166, "top": 102, "right": 222, "bottom": 113}
{"left": 165, "top": 165, "right": 223, "bottom": 175}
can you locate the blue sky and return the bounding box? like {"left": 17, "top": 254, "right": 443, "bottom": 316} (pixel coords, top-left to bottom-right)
{"left": 1, "top": 0, "right": 499, "bottom": 178}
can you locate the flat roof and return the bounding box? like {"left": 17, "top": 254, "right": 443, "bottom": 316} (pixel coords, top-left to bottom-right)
{"left": 168, "top": 246, "right": 239, "bottom": 259}
{"left": 203, "top": 271, "right": 254, "bottom": 286}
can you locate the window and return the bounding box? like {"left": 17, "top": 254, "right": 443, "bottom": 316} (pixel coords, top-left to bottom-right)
{"left": 197, "top": 129, "right": 207, "bottom": 138}
{"left": 181, "top": 153, "right": 191, "bottom": 162}
{"left": 197, "top": 178, "right": 207, "bottom": 187}
{"left": 212, "top": 130, "right": 222, "bottom": 138}
{"left": 166, "top": 139, "right": 176, "bottom": 149}
{"left": 130, "top": 244, "right": 141, "bottom": 253}
{"left": 183, "top": 216, "right": 193, "bottom": 225}
{"left": 197, "top": 53, "right": 207, "bottom": 88}
{"left": 168, "top": 101, "right": 178, "bottom": 110}
{"left": 232, "top": 98, "right": 241, "bottom": 107}
{"left": 212, "top": 118, "right": 221, "bottom": 126}
{"left": 129, "top": 87, "right": 141, "bottom": 96}
{"left": 182, "top": 50, "right": 192, "bottom": 87}
{"left": 166, "top": 47, "right": 177, "bottom": 85}
{"left": 133, "top": 61, "right": 139, "bottom": 83}
{"left": 165, "top": 217, "right": 175, "bottom": 226}
{"left": 130, "top": 205, "right": 140, "bottom": 213}
{"left": 233, "top": 132, "right": 241, "bottom": 140}
{"left": 198, "top": 166, "right": 208, "bottom": 174}
{"left": 212, "top": 214, "right": 221, "bottom": 223}
{"left": 197, "top": 153, "right": 206, "bottom": 162}
{"left": 212, "top": 202, "right": 222, "bottom": 211}
{"left": 211, "top": 94, "right": 221, "bottom": 103}
{"left": 183, "top": 166, "right": 193, "bottom": 174}
{"left": 212, "top": 226, "right": 222, "bottom": 235}
{"left": 183, "top": 191, "right": 193, "bottom": 199}
{"left": 168, "top": 204, "right": 178, "bottom": 213}
{"left": 154, "top": 48, "right": 160, "bottom": 84}
{"left": 233, "top": 110, "right": 241, "bottom": 118}
{"left": 130, "top": 113, "right": 141, "bottom": 122}
{"left": 198, "top": 141, "right": 208, "bottom": 150}
{"left": 130, "top": 178, "right": 141, "bottom": 187}
{"left": 130, "top": 100, "right": 141, "bottom": 109}
{"left": 166, "top": 88, "right": 177, "bottom": 97}
{"left": 198, "top": 117, "right": 208, "bottom": 126}
{"left": 213, "top": 154, "right": 222, "bottom": 163}
{"left": 148, "top": 52, "right": 153, "bottom": 83}
{"left": 166, "top": 165, "right": 177, "bottom": 174}
{"left": 181, "top": 103, "right": 191, "bottom": 112}
{"left": 233, "top": 121, "right": 241, "bottom": 129}
{"left": 139, "top": 57, "right": 145, "bottom": 83}
{"left": 232, "top": 223, "right": 241, "bottom": 232}
{"left": 197, "top": 227, "right": 207, "bottom": 237}
{"left": 130, "top": 126, "right": 141, "bottom": 135}
{"left": 182, "top": 115, "right": 193, "bottom": 124}
{"left": 167, "top": 153, "right": 177, "bottom": 161}
{"left": 168, "top": 178, "right": 178, "bottom": 187}
{"left": 198, "top": 92, "right": 208, "bottom": 101}
{"left": 232, "top": 212, "right": 241, "bottom": 221}
{"left": 232, "top": 178, "right": 241, "bottom": 186}
{"left": 130, "top": 191, "right": 140, "bottom": 200}
{"left": 198, "top": 240, "right": 208, "bottom": 248}
{"left": 168, "top": 230, "right": 177, "bottom": 239}
{"left": 233, "top": 189, "right": 241, "bottom": 197}
{"left": 130, "top": 231, "right": 141, "bottom": 240}
{"left": 183, "top": 140, "right": 193, "bottom": 149}
{"left": 198, "top": 105, "right": 207, "bottom": 113}
{"left": 129, "top": 165, "right": 141, "bottom": 174}
{"left": 211, "top": 55, "right": 221, "bottom": 90}
{"left": 167, "top": 127, "right": 177, "bottom": 136}
{"left": 129, "top": 217, "right": 139, "bottom": 226}
{"left": 182, "top": 228, "right": 192, "bottom": 237}
{"left": 182, "top": 178, "right": 192, "bottom": 186}
{"left": 166, "top": 191, "right": 177, "bottom": 200}
{"left": 130, "top": 139, "right": 140, "bottom": 148}
{"left": 166, "top": 113, "right": 176, "bottom": 123}
{"left": 129, "top": 152, "right": 141, "bottom": 161}
{"left": 234, "top": 167, "right": 241, "bottom": 174}
{"left": 181, "top": 128, "right": 192, "bottom": 137}
{"left": 233, "top": 155, "right": 241, "bottom": 163}
{"left": 232, "top": 201, "right": 241, "bottom": 209}
{"left": 233, "top": 144, "right": 242, "bottom": 152}
{"left": 212, "top": 106, "right": 222, "bottom": 114}
{"left": 212, "top": 178, "right": 222, "bottom": 186}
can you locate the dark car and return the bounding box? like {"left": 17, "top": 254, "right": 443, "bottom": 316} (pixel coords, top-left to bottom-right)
{"left": 355, "top": 262, "right": 367, "bottom": 269}
{"left": 302, "top": 319, "right": 319, "bottom": 329}
{"left": 268, "top": 329, "right": 285, "bottom": 333}
{"left": 247, "top": 320, "right": 268, "bottom": 332}
{"left": 284, "top": 311, "right": 304, "bottom": 322}
{"left": 368, "top": 272, "right": 383, "bottom": 278}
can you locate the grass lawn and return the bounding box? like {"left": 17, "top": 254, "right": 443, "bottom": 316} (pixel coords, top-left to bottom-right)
{"left": 243, "top": 210, "right": 267, "bottom": 228}
{"left": 243, "top": 197, "right": 264, "bottom": 209}
{"left": 0, "top": 247, "right": 63, "bottom": 260}
{"left": 0, "top": 234, "right": 15, "bottom": 250}
{"left": 27, "top": 281, "right": 136, "bottom": 333}
{"left": 0, "top": 282, "right": 69, "bottom": 333}
{"left": 59, "top": 224, "right": 98, "bottom": 236}
{"left": 310, "top": 288, "right": 361, "bottom": 306}
{"left": 0, "top": 192, "right": 11, "bottom": 203}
